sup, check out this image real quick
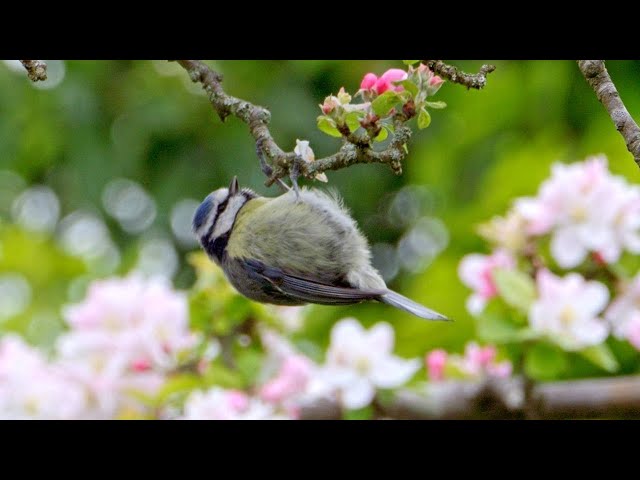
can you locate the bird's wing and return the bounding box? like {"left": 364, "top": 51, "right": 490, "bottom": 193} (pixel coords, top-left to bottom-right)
{"left": 241, "top": 258, "right": 385, "bottom": 305}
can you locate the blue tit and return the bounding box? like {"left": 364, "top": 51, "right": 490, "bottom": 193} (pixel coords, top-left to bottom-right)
{"left": 192, "top": 177, "right": 448, "bottom": 321}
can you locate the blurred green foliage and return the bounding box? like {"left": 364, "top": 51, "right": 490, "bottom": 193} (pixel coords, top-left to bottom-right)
{"left": 2, "top": 59, "right": 640, "bottom": 363}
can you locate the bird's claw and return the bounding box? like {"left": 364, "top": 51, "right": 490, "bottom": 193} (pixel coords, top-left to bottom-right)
{"left": 290, "top": 156, "right": 303, "bottom": 201}
{"left": 256, "top": 140, "right": 290, "bottom": 193}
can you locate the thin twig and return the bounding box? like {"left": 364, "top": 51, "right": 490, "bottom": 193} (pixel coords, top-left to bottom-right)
{"left": 577, "top": 60, "right": 640, "bottom": 168}
{"left": 19, "top": 60, "right": 47, "bottom": 82}
{"left": 424, "top": 60, "right": 495, "bottom": 90}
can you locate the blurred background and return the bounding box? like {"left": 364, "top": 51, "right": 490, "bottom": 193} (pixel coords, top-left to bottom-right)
{"left": 1, "top": 59, "right": 639, "bottom": 357}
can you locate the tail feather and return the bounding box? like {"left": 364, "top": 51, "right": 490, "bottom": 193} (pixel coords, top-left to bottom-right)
{"left": 380, "top": 290, "right": 449, "bottom": 321}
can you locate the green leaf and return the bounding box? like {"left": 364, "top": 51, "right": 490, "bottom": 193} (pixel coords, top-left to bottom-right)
{"left": 493, "top": 269, "right": 536, "bottom": 313}
{"left": 374, "top": 126, "right": 389, "bottom": 142}
{"left": 345, "top": 112, "right": 362, "bottom": 133}
{"left": 403, "top": 60, "right": 420, "bottom": 66}
{"left": 375, "top": 389, "right": 395, "bottom": 408}
{"left": 425, "top": 100, "right": 447, "bottom": 109}
{"left": 417, "top": 108, "right": 431, "bottom": 129}
{"left": 236, "top": 348, "right": 265, "bottom": 386}
{"left": 580, "top": 344, "right": 619, "bottom": 373}
{"left": 155, "top": 374, "right": 202, "bottom": 404}
{"left": 524, "top": 342, "right": 568, "bottom": 380}
{"left": 203, "top": 363, "right": 245, "bottom": 389}
{"left": 343, "top": 405, "right": 374, "bottom": 420}
{"left": 398, "top": 80, "right": 419, "bottom": 97}
{"left": 317, "top": 116, "right": 342, "bottom": 137}
{"left": 477, "top": 308, "right": 539, "bottom": 344}
{"left": 292, "top": 339, "right": 324, "bottom": 363}
{"left": 371, "top": 91, "right": 401, "bottom": 117}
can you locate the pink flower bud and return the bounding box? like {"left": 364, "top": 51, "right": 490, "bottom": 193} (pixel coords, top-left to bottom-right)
{"left": 375, "top": 69, "right": 408, "bottom": 94}
{"left": 320, "top": 95, "right": 340, "bottom": 115}
{"left": 416, "top": 63, "right": 430, "bottom": 74}
{"left": 429, "top": 75, "right": 444, "bottom": 88}
{"left": 360, "top": 73, "right": 378, "bottom": 90}
{"left": 131, "top": 358, "right": 152, "bottom": 372}
{"left": 426, "top": 349, "right": 448, "bottom": 381}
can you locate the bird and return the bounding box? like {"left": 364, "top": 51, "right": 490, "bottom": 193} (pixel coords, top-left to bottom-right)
{"left": 192, "top": 177, "right": 448, "bottom": 321}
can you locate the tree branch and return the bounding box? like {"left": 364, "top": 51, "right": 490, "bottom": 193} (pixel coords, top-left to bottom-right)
{"left": 424, "top": 60, "right": 495, "bottom": 90}
{"left": 299, "top": 375, "right": 640, "bottom": 419}
{"left": 578, "top": 60, "right": 640, "bottom": 168}
{"left": 20, "top": 60, "right": 47, "bottom": 82}
{"left": 174, "top": 60, "right": 421, "bottom": 186}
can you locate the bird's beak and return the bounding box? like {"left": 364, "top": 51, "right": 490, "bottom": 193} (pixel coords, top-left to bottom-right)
{"left": 229, "top": 176, "right": 239, "bottom": 195}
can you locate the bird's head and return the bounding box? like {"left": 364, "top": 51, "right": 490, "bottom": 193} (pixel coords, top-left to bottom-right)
{"left": 192, "top": 176, "right": 257, "bottom": 251}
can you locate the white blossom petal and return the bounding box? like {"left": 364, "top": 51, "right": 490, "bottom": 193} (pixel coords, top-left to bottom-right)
{"left": 367, "top": 322, "right": 394, "bottom": 355}
{"left": 466, "top": 294, "right": 486, "bottom": 315}
{"left": 341, "top": 376, "right": 375, "bottom": 410}
{"left": 577, "top": 281, "right": 609, "bottom": 317}
{"left": 369, "top": 357, "right": 420, "bottom": 388}
{"left": 551, "top": 227, "right": 587, "bottom": 268}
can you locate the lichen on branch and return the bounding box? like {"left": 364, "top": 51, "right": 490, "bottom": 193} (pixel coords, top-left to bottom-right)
{"left": 20, "top": 60, "right": 47, "bottom": 82}
{"left": 424, "top": 60, "right": 495, "bottom": 90}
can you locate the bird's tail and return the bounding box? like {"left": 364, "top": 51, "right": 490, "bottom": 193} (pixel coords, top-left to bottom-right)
{"left": 379, "top": 290, "right": 449, "bottom": 321}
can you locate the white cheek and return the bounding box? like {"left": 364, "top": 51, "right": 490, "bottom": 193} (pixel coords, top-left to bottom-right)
{"left": 213, "top": 196, "right": 246, "bottom": 238}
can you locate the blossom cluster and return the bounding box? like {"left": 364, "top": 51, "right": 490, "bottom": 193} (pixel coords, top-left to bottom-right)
{"left": 0, "top": 275, "right": 195, "bottom": 419}
{"left": 459, "top": 155, "right": 640, "bottom": 355}
{"left": 426, "top": 342, "right": 512, "bottom": 382}
{"left": 298, "top": 63, "right": 446, "bottom": 185}
{"left": 315, "top": 62, "right": 446, "bottom": 146}
{"left": 178, "top": 317, "right": 422, "bottom": 418}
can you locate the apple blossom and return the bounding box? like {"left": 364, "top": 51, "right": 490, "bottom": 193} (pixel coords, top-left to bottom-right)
{"left": 0, "top": 335, "right": 88, "bottom": 419}
{"left": 62, "top": 275, "right": 195, "bottom": 370}
{"left": 458, "top": 249, "right": 516, "bottom": 314}
{"left": 514, "top": 156, "right": 640, "bottom": 268}
{"left": 529, "top": 269, "right": 609, "bottom": 350}
{"left": 477, "top": 211, "right": 528, "bottom": 252}
{"left": 626, "top": 314, "right": 640, "bottom": 350}
{"left": 317, "top": 318, "right": 420, "bottom": 410}
{"left": 605, "top": 273, "right": 640, "bottom": 350}
{"left": 259, "top": 354, "right": 314, "bottom": 404}
{"left": 57, "top": 274, "right": 196, "bottom": 418}
{"left": 180, "top": 387, "right": 289, "bottom": 420}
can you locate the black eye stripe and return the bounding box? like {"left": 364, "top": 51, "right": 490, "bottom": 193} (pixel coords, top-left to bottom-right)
{"left": 215, "top": 197, "right": 230, "bottom": 219}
